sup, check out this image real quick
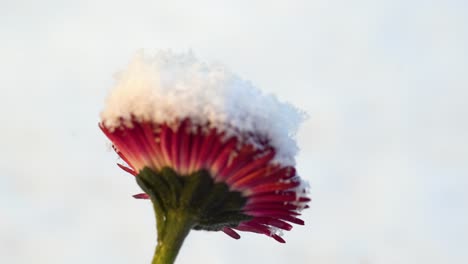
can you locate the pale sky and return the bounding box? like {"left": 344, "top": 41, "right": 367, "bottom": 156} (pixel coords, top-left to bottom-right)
{"left": 1, "top": 0, "right": 467, "bottom": 263}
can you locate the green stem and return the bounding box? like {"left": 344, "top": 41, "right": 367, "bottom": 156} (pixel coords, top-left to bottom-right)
{"left": 152, "top": 210, "right": 194, "bottom": 264}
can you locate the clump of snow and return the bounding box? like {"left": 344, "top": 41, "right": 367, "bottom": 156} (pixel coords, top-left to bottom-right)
{"left": 100, "top": 50, "right": 305, "bottom": 165}
{"left": 269, "top": 226, "right": 284, "bottom": 237}
{"left": 293, "top": 178, "right": 310, "bottom": 211}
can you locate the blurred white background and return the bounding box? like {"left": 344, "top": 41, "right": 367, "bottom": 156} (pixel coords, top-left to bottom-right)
{"left": 1, "top": 0, "right": 467, "bottom": 263}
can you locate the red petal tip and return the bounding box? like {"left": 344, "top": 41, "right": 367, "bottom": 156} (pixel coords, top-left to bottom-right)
{"left": 133, "top": 193, "right": 150, "bottom": 199}
{"left": 222, "top": 227, "right": 241, "bottom": 239}
{"left": 272, "top": 234, "right": 286, "bottom": 243}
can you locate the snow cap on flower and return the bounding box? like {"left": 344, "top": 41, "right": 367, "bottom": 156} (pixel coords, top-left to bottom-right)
{"left": 100, "top": 50, "right": 305, "bottom": 166}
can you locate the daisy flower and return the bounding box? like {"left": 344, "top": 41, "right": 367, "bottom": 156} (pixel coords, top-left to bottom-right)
{"left": 99, "top": 51, "right": 310, "bottom": 264}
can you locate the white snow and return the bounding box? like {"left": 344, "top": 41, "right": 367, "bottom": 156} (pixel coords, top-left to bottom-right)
{"left": 100, "top": 50, "right": 306, "bottom": 165}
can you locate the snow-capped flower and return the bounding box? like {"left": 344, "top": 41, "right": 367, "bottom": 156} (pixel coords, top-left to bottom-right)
{"left": 100, "top": 51, "right": 309, "bottom": 263}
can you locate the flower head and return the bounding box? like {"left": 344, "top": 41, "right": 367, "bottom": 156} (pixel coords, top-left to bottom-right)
{"left": 100, "top": 51, "right": 309, "bottom": 262}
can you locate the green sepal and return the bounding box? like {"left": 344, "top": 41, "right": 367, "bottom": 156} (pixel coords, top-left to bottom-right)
{"left": 179, "top": 169, "right": 214, "bottom": 208}
{"left": 159, "top": 167, "right": 183, "bottom": 208}
{"left": 135, "top": 166, "right": 252, "bottom": 233}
